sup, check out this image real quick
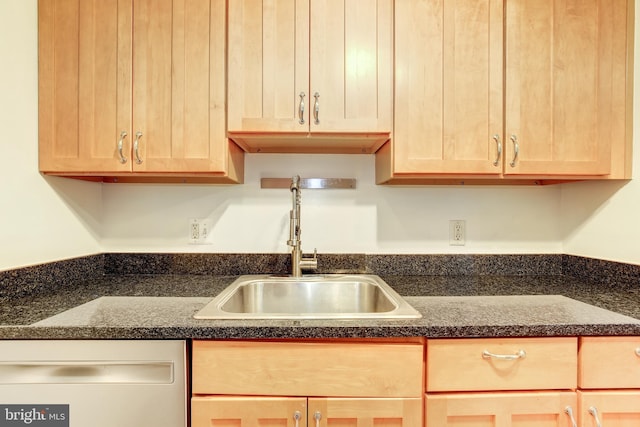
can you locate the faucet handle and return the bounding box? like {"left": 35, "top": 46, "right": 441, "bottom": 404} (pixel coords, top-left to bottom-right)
{"left": 290, "top": 175, "right": 300, "bottom": 191}
{"left": 300, "top": 248, "right": 318, "bottom": 271}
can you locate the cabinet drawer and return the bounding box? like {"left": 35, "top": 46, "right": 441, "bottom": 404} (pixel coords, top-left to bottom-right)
{"left": 426, "top": 337, "right": 577, "bottom": 392}
{"left": 192, "top": 340, "right": 424, "bottom": 397}
{"left": 579, "top": 336, "right": 640, "bottom": 389}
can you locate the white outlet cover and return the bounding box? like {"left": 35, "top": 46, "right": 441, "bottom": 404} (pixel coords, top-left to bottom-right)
{"left": 449, "top": 220, "right": 466, "bottom": 246}
{"left": 189, "top": 218, "right": 213, "bottom": 245}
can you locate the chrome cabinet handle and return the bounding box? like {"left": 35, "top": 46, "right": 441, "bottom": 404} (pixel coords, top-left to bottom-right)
{"left": 588, "top": 406, "right": 603, "bottom": 427}
{"left": 313, "top": 92, "right": 320, "bottom": 125}
{"left": 482, "top": 349, "right": 526, "bottom": 361}
{"left": 509, "top": 134, "right": 519, "bottom": 167}
{"left": 314, "top": 410, "right": 321, "bottom": 427}
{"left": 133, "top": 131, "right": 143, "bottom": 164}
{"left": 635, "top": 347, "right": 640, "bottom": 357}
{"left": 564, "top": 406, "right": 578, "bottom": 427}
{"left": 117, "top": 131, "right": 128, "bottom": 164}
{"left": 293, "top": 411, "right": 301, "bottom": 427}
{"left": 493, "top": 134, "right": 502, "bottom": 166}
{"left": 298, "top": 92, "right": 306, "bottom": 124}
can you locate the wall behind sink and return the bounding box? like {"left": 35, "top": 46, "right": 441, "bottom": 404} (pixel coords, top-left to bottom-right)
{"left": 100, "top": 154, "right": 563, "bottom": 255}
{"left": 1, "top": 0, "right": 639, "bottom": 271}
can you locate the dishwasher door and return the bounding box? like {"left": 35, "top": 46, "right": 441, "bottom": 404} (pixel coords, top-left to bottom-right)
{"left": 0, "top": 340, "right": 186, "bottom": 427}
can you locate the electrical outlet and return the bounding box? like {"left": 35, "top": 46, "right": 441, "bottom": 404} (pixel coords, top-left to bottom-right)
{"left": 189, "top": 218, "right": 212, "bottom": 244}
{"left": 449, "top": 220, "right": 466, "bottom": 246}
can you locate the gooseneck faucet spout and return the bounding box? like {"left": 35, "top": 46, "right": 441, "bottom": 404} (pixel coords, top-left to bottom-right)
{"left": 287, "top": 175, "right": 318, "bottom": 277}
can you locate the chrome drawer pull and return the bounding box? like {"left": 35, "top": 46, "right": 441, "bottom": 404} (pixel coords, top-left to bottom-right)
{"left": 298, "top": 92, "right": 305, "bottom": 124}
{"left": 482, "top": 349, "right": 526, "bottom": 361}
{"left": 635, "top": 347, "right": 640, "bottom": 357}
{"left": 588, "top": 407, "right": 603, "bottom": 427}
{"left": 509, "top": 134, "right": 519, "bottom": 167}
{"left": 493, "top": 134, "right": 502, "bottom": 166}
{"left": 133, "top": 131, "right": 143, "bottom": 164}
{"left": 293, "top": 410, "right": 301, "bottom": 427}
{"left": 314, "top": 411, "right": 321, "bottom": 427}
{"left": 565, "top": 406, "right": 578, "bottom": 427}
{"left": 117, "top": 131, "right": 128, "bottom": 164}
{"left": 313, "top": 92, "right": 320, "bottom": 125}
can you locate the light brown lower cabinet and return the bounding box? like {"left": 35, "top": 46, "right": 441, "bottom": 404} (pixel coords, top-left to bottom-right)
{"left": 578, "top": 337, "right": 640, "bottom": 426}
{"left": 578, "top": 391, "right": 640, "bottom": 426}
{"left": 191, "top": 397, "right": 305, "bottom": 427}
{"left": 426, "top": 391, "right": 578, "bottom": 426}
{"left": 191, "top": 396, "right": 422, "bottom": 427}
{"left": 426, "top": 394, "right": 640, "bottom": 427}
{"left": 425, "top": 337, "right": 580, "bottom": 426}
{"left": 189, "top": 337, "right": 640, "bottom": 426}
{"left": 191, "top": 340, "right": 425, "bottom": 426}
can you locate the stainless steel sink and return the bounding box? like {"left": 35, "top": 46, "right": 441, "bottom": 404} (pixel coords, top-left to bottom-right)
{"left": 194, "top": 275, "right": 422, "bottom": 320}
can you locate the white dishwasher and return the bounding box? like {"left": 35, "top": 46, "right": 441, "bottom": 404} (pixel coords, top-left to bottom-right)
{"left": 0, "top": 340, "right": 186, "bottom": 427}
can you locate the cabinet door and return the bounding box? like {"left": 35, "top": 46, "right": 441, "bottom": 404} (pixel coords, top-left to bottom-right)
{"left": 191, "top": 396, "right": 306, "bottom": 427}
{"left": 579, "top": 391, "right": 640, "bottom": 427}
{"left": 192, "top": 397, "right": 422, "bottom": 427}
{"left": 227, "top": 0, "right": 310, "bottom": 133}
{"left": 504, "top": 0, "right": 627, "bottom": 176}
{"left": 309, "top": 0, "right": 392, "bottom": 133}
{"left": 426, "top": 392, "right": 578, "bottom": 427}
{"left": 132, "top": 0, "right": 231, "bottom": 173}
{"left": 310, "top": 398, "right": 422, "bottom": 426}
{"left": 391, "top": 0, "right": 503, "bottom": 175}
{"left": 39, "top": 0, "right": 132, "bottom": 173}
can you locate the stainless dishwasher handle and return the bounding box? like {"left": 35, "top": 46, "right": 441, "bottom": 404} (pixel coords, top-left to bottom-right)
{"left": 0, "top": 361, "right": 174, "bottom": 384}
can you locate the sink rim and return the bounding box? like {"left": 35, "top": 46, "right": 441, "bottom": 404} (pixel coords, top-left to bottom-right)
{"left": 194, "top": 274, "right": 422, "bottom": 320}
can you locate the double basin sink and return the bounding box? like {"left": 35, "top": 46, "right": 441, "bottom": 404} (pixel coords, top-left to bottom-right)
{"left": 194, "top": 274, "right": 421, "bottom": 320}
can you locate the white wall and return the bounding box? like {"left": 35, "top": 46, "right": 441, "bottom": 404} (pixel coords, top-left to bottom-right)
{"left": 0, "top": 0, "right": 101, "bottom": 271}
{"left": 561, "top": 178, "right": 640, "bottom": 265}
{"left": 101, "top": 154, "right": 563, "bottom": 254}
{"left": 559, "top": 2, "right": 640, "bottom": 267}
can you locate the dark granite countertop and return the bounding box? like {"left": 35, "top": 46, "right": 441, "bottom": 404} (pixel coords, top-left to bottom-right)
{"left": 1, "top": 274, "right": 639, "bottom": 339}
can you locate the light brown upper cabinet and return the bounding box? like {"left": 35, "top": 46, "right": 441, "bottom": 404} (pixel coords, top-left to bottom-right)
{"left": 39, "top": 0, "right": 243, "bottom": 183}
{"left": 377, "top": 0, "right": 633, "bottom": 184}
{"left": 227, "top": 0, "right": 393, "bottom": 154}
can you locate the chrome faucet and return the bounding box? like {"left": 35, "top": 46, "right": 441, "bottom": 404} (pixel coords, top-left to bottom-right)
{"left": 287, "top": 175, "right": 318, "bottom": 277}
